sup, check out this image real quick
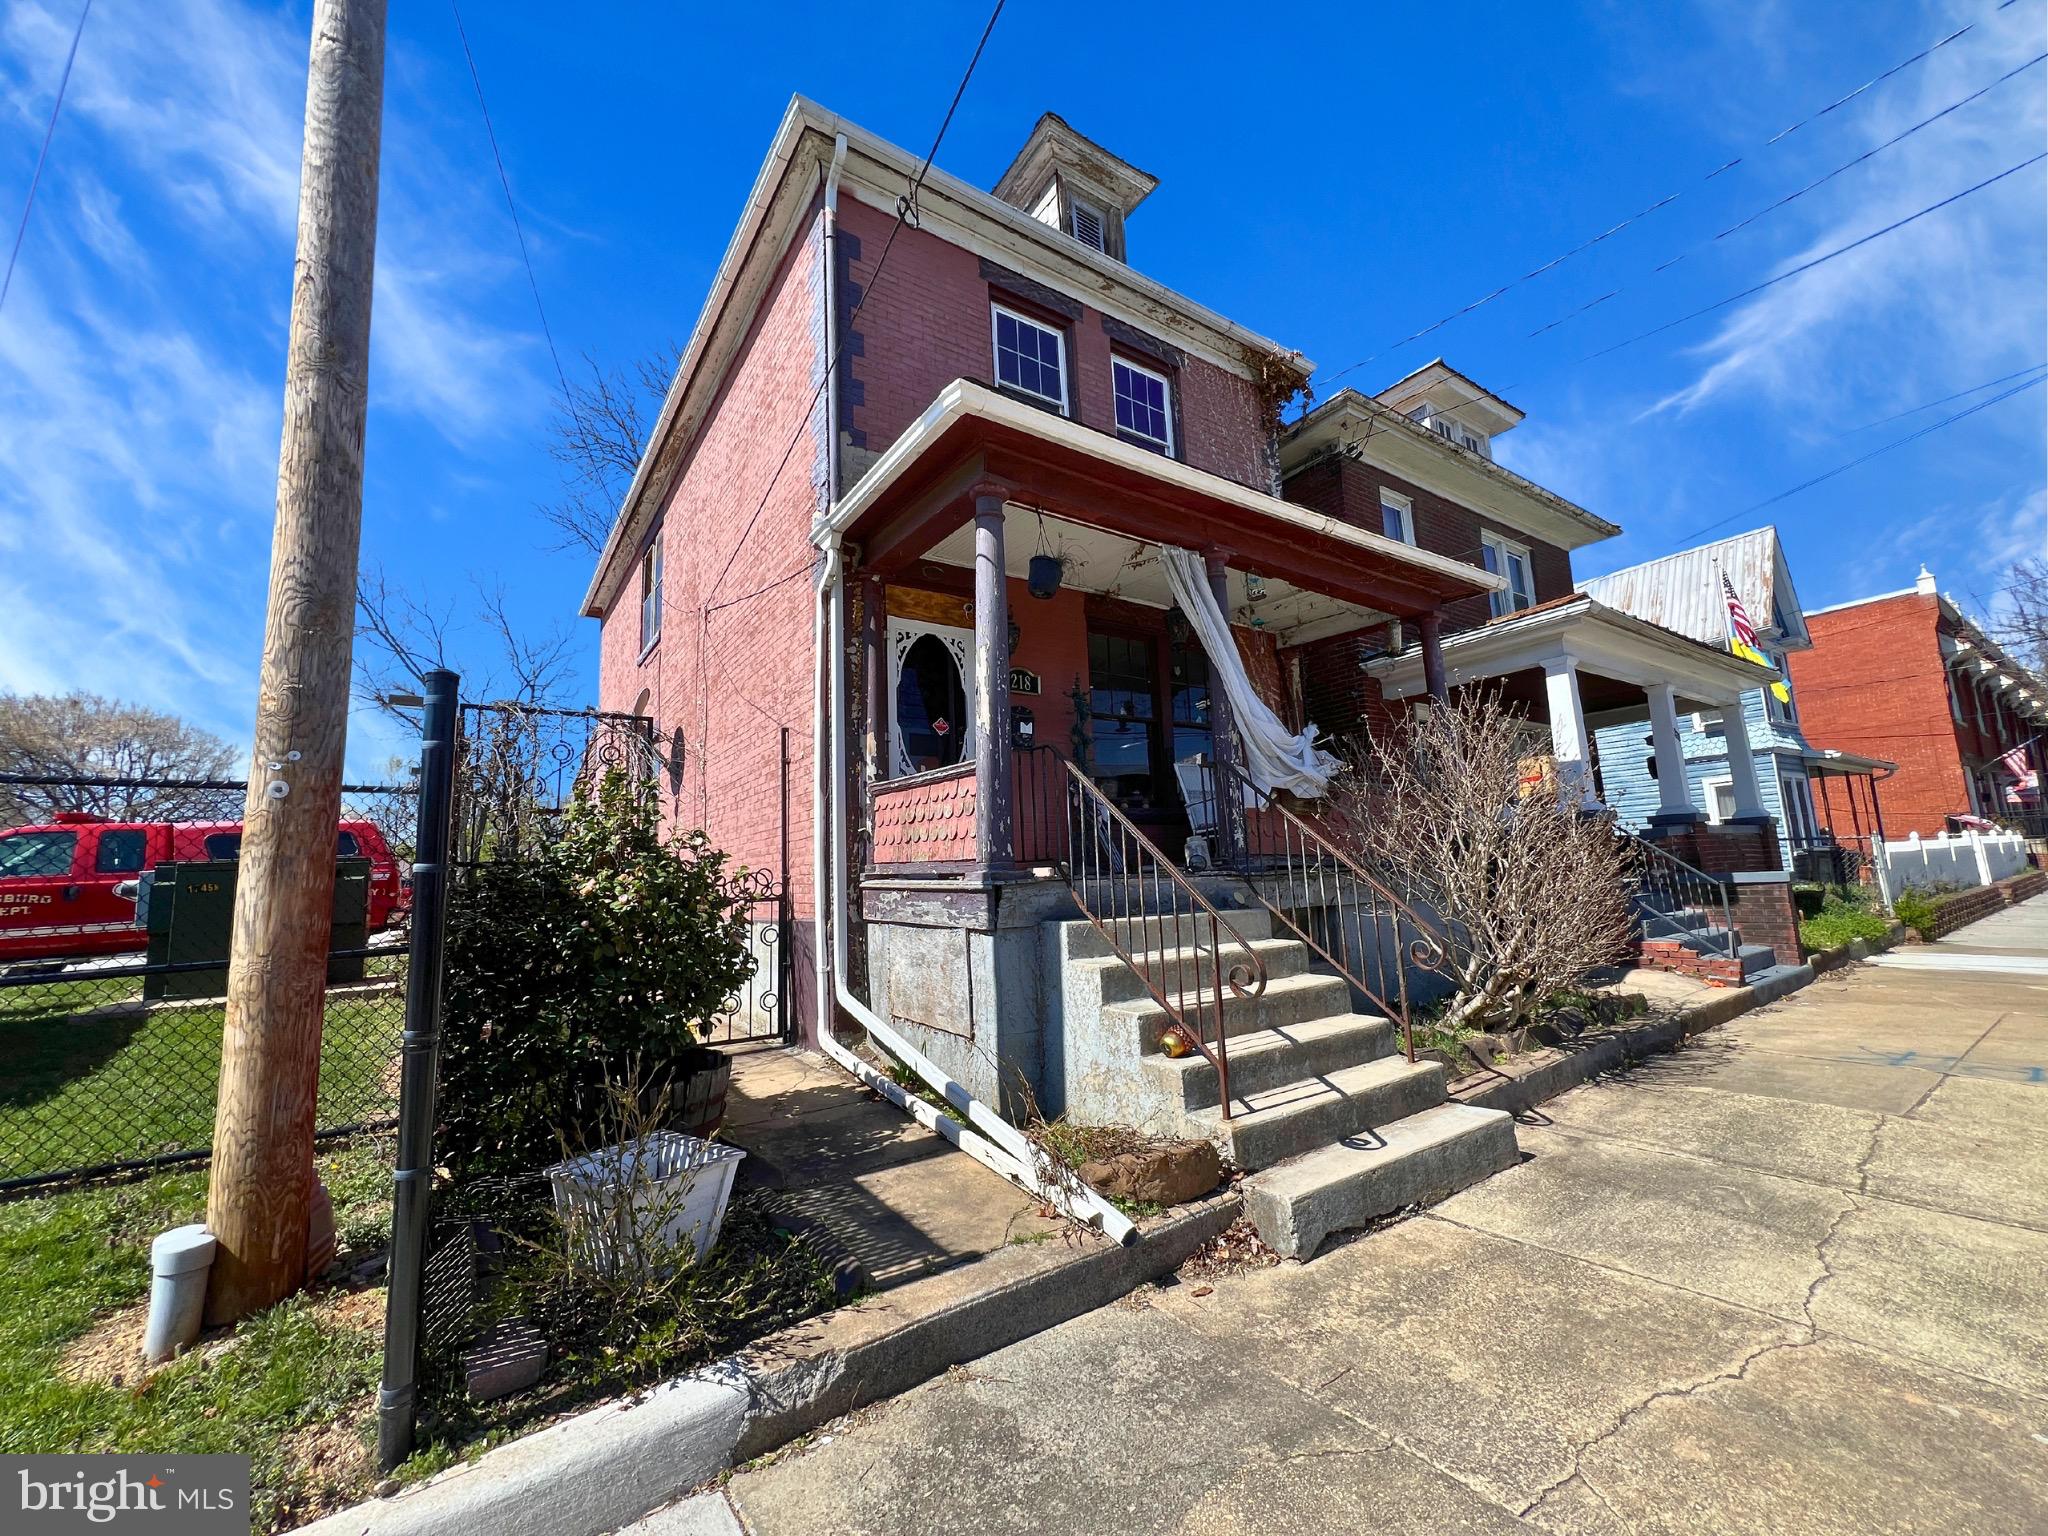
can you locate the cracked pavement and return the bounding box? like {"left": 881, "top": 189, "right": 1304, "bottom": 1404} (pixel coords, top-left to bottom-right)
{"left": 670, "top": 899, "right": 2048, "bottom": 1535}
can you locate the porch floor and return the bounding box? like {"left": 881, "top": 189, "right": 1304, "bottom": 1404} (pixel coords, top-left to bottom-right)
{"left": 722, "top": 1044, "right": 1065, "bottom": 1292}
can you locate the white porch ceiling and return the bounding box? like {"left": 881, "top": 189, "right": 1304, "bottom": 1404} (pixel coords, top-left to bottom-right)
{"left": 918, "top": 506, "right": 1391, "bottom": 648}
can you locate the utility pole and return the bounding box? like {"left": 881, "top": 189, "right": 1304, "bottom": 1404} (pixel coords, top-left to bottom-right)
{"left": 206, "top": 0, "right": 387, "bottom": 1325}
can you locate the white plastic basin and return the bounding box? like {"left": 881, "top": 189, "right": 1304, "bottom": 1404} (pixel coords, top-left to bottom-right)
{"left": 545, "top": 1132, "right": 746, "bottom": 1275}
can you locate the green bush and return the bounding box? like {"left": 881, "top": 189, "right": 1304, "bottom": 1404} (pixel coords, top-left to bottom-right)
{"left": 437, "top": 773, "right": 755, "bottom": 1180}
{"left": 1890, "top": 889, "right": 1938, "bottom": 938}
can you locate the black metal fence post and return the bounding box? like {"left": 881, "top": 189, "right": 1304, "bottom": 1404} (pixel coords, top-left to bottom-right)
{"left": 378, "top": 670, "right": 459, "bottom": 1472}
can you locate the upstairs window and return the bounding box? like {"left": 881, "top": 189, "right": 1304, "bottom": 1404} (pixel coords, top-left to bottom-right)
{"left": 1481, "top": 531, "right": 1536, "bottom": 617}
{"left": 1764, "top": 648, "right": 1797, "bottom": 724}
{"left": 1069, "top": 197, "right": 1107, "bottom": 253}
{"left": 639, "top": 542, "right": 663, "bottom": 654}
{"left": 1378, "top": 490, "right": 1415, "bottom": 545}
{"left": 1112, "top": 357, "right": 1172, "bottom": 453}
{"left": 992, "top": 304, "right": 1067, "bottom": 411}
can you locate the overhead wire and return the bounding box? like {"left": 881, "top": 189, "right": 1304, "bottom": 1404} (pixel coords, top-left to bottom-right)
{"left": 1831, "top": 361, "right": 2048, "bottom": 435}
{"left": 0, "top": 0, "right": 92, "bottom": 323}
{"left": 1318, "top": 4, "right": 2012, "bottom": 389}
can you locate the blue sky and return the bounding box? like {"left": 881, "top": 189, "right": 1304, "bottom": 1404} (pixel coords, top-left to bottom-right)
{"left": 1, "top": 0, "right": 2043, "bottom": 775}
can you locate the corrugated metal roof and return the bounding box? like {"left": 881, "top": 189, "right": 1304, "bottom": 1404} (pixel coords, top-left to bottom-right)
{"left": 1578, "top": 527, "right": 1809, "bottom": 651}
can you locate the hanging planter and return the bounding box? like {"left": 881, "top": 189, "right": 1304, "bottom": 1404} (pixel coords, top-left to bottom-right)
{"left": 1028, "top": 553, "right": 1064, "bottom": 600}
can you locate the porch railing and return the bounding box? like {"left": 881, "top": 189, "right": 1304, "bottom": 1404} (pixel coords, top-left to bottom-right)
{"left": 1189, "top": 756, "right": 1450, "bottom": 1063}
{"left": 1788, "top": 832, "right": 1870, "bottom": 888}
{"left": 1015, "top": 744, "right": 1266, "bottom": 1118}
{"left": 1623, "top": 830, "right": 1737, "bottom": 959}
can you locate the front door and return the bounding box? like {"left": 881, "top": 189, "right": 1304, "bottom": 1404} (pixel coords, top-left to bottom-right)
{"left": 887, "top": 617, "right": 977, "bottom": 779}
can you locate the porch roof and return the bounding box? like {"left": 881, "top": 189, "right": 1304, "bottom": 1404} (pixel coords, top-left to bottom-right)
{"left": 817, "top": 379, "right": 1503, "bottom": 621}
{"left": 1368, "top": 593, "right": 1782, "bottom": 706}
{"left": 1805, "top": 746, "right": 1898, "bottom": 779}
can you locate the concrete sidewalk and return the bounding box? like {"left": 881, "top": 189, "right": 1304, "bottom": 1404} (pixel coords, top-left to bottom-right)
{"left": 690, "top": 900, "right": 2048, "bottom": 1535}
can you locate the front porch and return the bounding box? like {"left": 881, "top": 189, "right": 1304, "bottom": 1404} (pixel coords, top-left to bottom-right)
{"left": 824, "top": 379, "right": 1497, "bottom": 1124}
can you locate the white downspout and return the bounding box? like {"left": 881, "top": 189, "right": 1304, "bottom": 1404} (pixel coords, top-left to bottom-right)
{"left": 812, "top": 529, "right": 1134, "bottom": 1242}
{"left": 812, "top": 134, "right": 848, "bottom": 1066}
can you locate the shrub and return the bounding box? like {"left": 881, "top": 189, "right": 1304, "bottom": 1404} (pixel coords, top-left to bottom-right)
{"left": 437, "top": 772, "right": 756, "bottom": 1180}
{"left": 1891, "top": 889, "right": 1938, "bottom": 938}
{"left": 1799, "top": 891, "right": 1891, "bottom": 954}
{"left": 1325, "top": 689, "right": 1636, "bottom": 1033}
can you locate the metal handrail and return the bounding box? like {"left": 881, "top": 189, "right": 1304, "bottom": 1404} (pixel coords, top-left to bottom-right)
{"left": 1195, "top": 755, "right": 1450, "bottom": 1063}
{"left": 1016, "top": 743, "right": 1266, "bottom": 1119}
{"left": 1622, "top": 829, "right": 1737, "bottom": 959}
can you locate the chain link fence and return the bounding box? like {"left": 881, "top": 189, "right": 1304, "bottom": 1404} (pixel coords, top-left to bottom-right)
{"left": 0, "top": 772, "right": 416, "bottom": 1191}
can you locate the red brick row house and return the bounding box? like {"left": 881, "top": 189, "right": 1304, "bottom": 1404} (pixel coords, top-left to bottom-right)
{"left": 582, "top": 101, "right": 1804, "bottom": 1251}
{"left": 1791, "top": 566, "right": 2048, "bottom": 837}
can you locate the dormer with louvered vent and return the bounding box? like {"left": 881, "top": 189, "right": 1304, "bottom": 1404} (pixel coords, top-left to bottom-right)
{"left": 992, "top": 113, "right": 1158, "bottom": 265}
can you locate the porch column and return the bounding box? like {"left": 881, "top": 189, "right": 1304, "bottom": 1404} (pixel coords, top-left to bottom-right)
{"left": 1719, "top": 697, "right": 1770, "bottom": 821}
{"left": 1418, "top": 609, "right": 1448, "bottom": 704}
{"left": 1205, "top": 548, "right": 1243, "bottom": 867}
{"left": 971, "top": 486, "right": 1014, "bottom": 874}
{"left": 1645, "top": 683, "right": 1696, "bottom": 821}
{"left": 861, "top": 574, "right": 888, "bottom": 786}
{"left": 1543, "top": 656, "right": 1600, "bottom": 809}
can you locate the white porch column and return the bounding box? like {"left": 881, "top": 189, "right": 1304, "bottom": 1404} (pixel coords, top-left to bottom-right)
{"left": 1645, "top": 682, "right": 1695, "bottom": 821}
{"left": 1719, "top": 696, "right": 1769, "bottom": 820}
{"left": 1543, "top": 657, "right": 1600, "bottom": 809}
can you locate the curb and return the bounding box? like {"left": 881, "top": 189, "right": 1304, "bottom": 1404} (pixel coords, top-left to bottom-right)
{"left": 294, "top": 1194, "right": 1239, "bottom": 1536}
{"left": 1449, "top": 960, "right": 1827, "bottom": 1120}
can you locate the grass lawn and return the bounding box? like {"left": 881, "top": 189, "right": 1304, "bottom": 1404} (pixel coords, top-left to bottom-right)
{"left": 0, "top": 1138, "right": 395, "bottom": 1533}
{"left": 0, "top": 976, "right": 400, "bottom": 1184}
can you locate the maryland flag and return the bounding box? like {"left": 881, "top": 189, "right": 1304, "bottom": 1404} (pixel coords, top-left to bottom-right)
{"left": 1722, "top": 574, "right": 1793, "bottom": 704}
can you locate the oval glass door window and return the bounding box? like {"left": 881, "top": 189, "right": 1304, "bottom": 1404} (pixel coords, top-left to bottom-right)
{"left": 897, "top": 633, "right": 970, "bottom": 772}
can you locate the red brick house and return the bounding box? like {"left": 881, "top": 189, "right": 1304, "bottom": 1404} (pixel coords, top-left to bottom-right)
{"left": 1790, "top": 566, "right": 2048, "bottom": 837}
{"left": 581, "top": 100, "right": 1805, "bottom": 1253}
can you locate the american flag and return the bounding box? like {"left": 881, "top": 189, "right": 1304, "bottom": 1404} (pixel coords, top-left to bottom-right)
{"left": 1722, "top": 574, "right": 1758, "bottom": 650}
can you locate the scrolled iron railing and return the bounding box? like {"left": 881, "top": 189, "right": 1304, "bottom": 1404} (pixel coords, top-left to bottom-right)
{"left": 1186, "top": 755, "right": 1452, "bottom": 1063}
{"left": 1015, "top": 743, "right": 1266, "bottom": 1118}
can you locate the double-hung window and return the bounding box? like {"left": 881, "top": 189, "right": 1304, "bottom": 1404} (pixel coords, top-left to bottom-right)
{"left": 1112, "top": 356, "right": 1172, "bottom": 453}
{"left": 991, "top": 304, "right": 1067, "bottom": 412}
{"left": 1764, "top": 648, "right": 1797, "bottom": 724}
{"left": 1378, "top": 489, "right": 1415, "bottom": 545}
{"left": 1481, "top": 531, "right": 1536, "bottom": 617}
{"left": 638, "top": 542, "right": 663, "bottom": 654}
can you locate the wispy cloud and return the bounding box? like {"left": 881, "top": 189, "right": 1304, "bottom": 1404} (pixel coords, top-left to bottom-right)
{"left": 0, "top": 0, "right": 552, "bottom": 770}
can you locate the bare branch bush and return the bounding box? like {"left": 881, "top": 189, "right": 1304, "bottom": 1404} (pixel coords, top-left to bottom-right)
{"left": 1326, "top": 688, "right": 1634, "bottom": 1033}
{"left": 1988, "top": 556, "right": 2048, "bottom": 677}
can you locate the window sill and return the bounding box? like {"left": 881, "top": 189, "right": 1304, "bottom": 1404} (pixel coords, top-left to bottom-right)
{"left": 637, "top": 635, "right": 662, "bottom": 664}
{"left": 993, "top": 384, "right": 1067, "bottom": 418}
{"left": 1114, "top": 429, "right": 1173, "bottom": 458}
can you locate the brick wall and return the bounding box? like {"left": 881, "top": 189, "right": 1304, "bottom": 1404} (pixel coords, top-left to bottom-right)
{"left": 596, "top": 204, "right": 826, "bottom": 960}
{"left": 1787, "top": 593, "right": 1967, "bottom": 836}
{"left": 835, "top": 196, "right": 1275, "bottom": 492}
{"left": 1729, "top": 880, "right": 1801, "bottom": 963}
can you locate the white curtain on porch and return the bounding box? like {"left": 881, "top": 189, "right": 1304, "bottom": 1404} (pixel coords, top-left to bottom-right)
{"left": 1159, "top": 544, "right": 1341, "bottom": 798}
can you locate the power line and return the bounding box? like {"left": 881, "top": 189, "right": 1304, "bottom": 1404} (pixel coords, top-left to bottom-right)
{"left": 449, "top": 0, "right": 570, "bottom": 398}
{"left": 1528, "top": 50, "right": 2047, "bottom": 340}
{"left": 698, "top": 0, "right": 1007, "bottom": 608}
{"left": 0, "top": 0, "right": 92, "bottom": 323}
{"left": 1319, "top": 6, "right": 2002, "bottom": 389}
{"left": 1830, "top": 361, "right": 2048, "bottom": 436}
{"left": 1574, "top": 150, "right": 2046, "bottom": 366}
{"left": 1669, "top": 370, "right": 2047, "bottom": 544}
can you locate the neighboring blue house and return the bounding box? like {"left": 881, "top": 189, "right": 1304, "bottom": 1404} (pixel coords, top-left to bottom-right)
{"left": 1582, "top": 528, "right": 1831, "bottom": 862}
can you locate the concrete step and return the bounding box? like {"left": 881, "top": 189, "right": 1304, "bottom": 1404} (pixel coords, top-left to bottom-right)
{"left": 1055, "top": 905, "right": 1274, "bottom": 962}
{"left": 1071, "top": 935, "right": 1311, "bottom": 1007}
{"left": 1241, "top": 1102, "right": 1521, "bottom": 1259}
{"left": 1102, "top": 971, "right": 1357, "bottom": 1052}
{"left": 1139, "top": 1013, "right": 1397, "bottom": 1111}
{"left": 1184, "top": 1053, "right": 1449, "bottom": 1170}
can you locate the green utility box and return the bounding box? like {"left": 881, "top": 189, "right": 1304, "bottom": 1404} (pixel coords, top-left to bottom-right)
{"left": 144, "top": 858, "right": 371, "bottom": 1001}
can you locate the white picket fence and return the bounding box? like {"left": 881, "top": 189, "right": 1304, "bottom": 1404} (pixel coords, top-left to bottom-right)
{"left": 1871, "top": 828, "right": 2030, "bottom": 905}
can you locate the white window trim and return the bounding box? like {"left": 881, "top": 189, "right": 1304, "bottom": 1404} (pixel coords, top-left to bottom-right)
{"left": 1779, "top": 772, "right": 1816, "bottom": 844}
{"left": 638, "top": 543, "right": 663, "bottom": 657}
{"left": 990, "top": 302, "right": 1068, "bottom": 414}
{"left": 1110, "top": 354, "right": 1174, "bottom": 454}
{"left": 1481, "top": 531, "right": 1536, "bottom": 617}
{"left": 1763, "top": 649, "right": 1797, "bottom": 723}
{"left": 1379, "top": 489, "right": 1415, "bottom": 546}
{"left": 1068, "top": 196, "right": 1107, "bottom": 253}
{"left": 1702, "top": 773, "right": 1735, "bottom": 825}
